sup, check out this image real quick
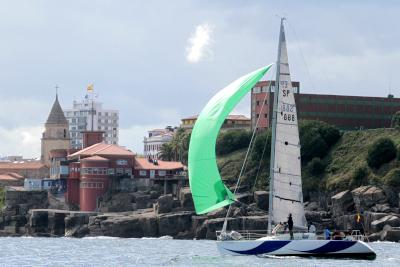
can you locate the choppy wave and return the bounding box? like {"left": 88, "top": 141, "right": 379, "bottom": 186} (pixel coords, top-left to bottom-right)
{"left": 0, "top": 237, "right": 399, "bottom": 266}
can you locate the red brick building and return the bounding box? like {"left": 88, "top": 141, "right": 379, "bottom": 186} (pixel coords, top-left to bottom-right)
{"left": 251, "top": 80, "right": 400, "bottom": 130}
{"left": 65, "top": 138, "right": 186, "bottom": 211}
{"left": 66, "top": 143, "right": 135, "bottom": 211}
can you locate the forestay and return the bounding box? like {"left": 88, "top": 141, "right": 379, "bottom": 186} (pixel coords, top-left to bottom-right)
{"left": 271, "top": 22, "right": 307, "bottom": 228}
{"left": 188, "top": 65, "right": 273, "bottom": 215}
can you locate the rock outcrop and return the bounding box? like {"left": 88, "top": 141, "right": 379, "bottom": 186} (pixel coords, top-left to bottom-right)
{"left": 253, "top": 191, "right": 268, "bottom": 211}
{"left": 331, "top": 190, "right": 354, "bottom": 217}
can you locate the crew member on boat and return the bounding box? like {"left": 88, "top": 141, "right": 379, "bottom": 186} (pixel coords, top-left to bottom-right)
{"left": 287, "top": 214, "right": 294, "bottom": 240}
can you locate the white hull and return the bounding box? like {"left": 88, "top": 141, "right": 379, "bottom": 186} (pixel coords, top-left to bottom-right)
{"left": 217, "top": 239, "right": 376, "bottom": 259}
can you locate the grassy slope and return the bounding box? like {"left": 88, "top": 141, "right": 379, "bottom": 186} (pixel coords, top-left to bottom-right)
{"left": 320, "top": 128, "right": 400, "bottom": 192}
{"left": 216, "top": 128, "right": 400, "bottom": 194}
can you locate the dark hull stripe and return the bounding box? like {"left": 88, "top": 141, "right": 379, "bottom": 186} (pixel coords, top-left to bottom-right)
{"left": 226, "top": 241, "right": 290, "bottom": 255}
{"left": 269, "top": 252, "right": 376, "bottom": 260}
{"left": 298, "top": 240, "right": 356, "bottom": 253}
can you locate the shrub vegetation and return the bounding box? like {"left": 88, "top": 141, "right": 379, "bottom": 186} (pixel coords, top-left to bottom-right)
{"left": 366, "top": 137, "right": 396, "bottom": 168}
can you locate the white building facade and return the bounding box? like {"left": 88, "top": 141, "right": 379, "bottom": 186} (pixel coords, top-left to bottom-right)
{"left": 143, "top": 128, "right": 175, "bottom": 160}
{"left": 64, "top": 97, "right": 119, "bottom": 149}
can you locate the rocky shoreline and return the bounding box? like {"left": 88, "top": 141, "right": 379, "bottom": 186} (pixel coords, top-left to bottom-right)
{"left": 1, "top": 185, "right": 400, "bottom": 242}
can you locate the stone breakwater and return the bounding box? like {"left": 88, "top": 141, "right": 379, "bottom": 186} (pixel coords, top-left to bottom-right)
{"left": 1, "top": 185, "right": 400, "bottom": 241}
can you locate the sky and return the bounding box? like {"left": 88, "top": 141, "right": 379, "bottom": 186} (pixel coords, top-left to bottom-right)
{"left": 0, "top": 0, "right": 399, "bottom": 158}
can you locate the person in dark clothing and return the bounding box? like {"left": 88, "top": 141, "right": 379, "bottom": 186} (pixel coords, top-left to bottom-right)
{"left": 287, "top": 213, "right": 294, "bottom": 240}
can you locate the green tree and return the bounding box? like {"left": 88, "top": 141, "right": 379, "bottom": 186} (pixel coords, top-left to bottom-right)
{"left": 366, "top": 137, "right": 396, "bottom": 168}
{"left": 216, "top": 130, "right": 252, "bottom": 156}
{"left": 158, "top": 142, "right": 174, "bottom": 161}
{"left": 299, "top": 120, "right": 341, "bottom": 163}
{"left": 307, "top": 157, "right": 326, "bottom": 176}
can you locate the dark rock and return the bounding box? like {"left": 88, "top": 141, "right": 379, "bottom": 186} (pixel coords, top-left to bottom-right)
{"left": 101, "top": 216, "right": 139, "bottom": 237}
{"left": 207, "top": 208, "right": 226, "bottom": 219}
{"left": 232, "top": 206, "right": 247, "bottom": 217}
{"left": 135, "top": 194, "right": 151, "bottom": 209}
{"left": 371, "top": 215, "right": 400, "bottom": 232}
{"left": 149, "top": 191, "right": 160, "bottom": 199}
{"left": 203, "top": 218, "right": 241, "bottom": 240}
{"left": 334, "top": 214, "right": 358, "bottom": 231}
{"left": 154, "top": 194, "right": 173, "bottom": 214}
{"left": 158, "top": 211, "right": 193, "bottom": 237}
{"left": 331, "top": 190, "right": 354, "bottom": 216}
{"left": 28, "top": 210, "right": 49, "bottom": 234}
{"left": 241, "top": 216, "right": 268, "bottom": 230}
{"left": 140, "top": 215, "right": 158, "bottom": 237}
{"left": 305, "top": 202, "right": 319, "bottom": 211}
{"left": 306, "top": 211, "right": 330, "bottom": 223}
{"left": 192, "top": 215, "right": 208, "bottom": 239}
{"left": 236, "top": 192, "right": 253, "bottom": 204}
{"left": 48, "top": 211, "right": 66, "bottom": 236}
{"left": 367, "top": 232, "right": 381, "bottom": 242}
{"left": 179, "top": 188, "right": 194, "bottom": 210}
{"left": 363, "top": 211, "right": 387, "bottom": 232}
{"left": 352, "top": 186, "right": 387, "bottom": 211}
{"left": 253, "top": 191, "right": 268, "bottom": 211}
{"left": 370, "top": 203, "right": 391, "bottom": 213}
{"left": 382, "top": 227, "right": 400, "bottom": 242}
{"left": 99, "top": 193, "right": 135, "bottom": 212}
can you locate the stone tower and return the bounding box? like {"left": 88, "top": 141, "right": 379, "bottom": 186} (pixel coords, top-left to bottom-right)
{"left": 41, "top": 94, "right": 70, "bottom": 166}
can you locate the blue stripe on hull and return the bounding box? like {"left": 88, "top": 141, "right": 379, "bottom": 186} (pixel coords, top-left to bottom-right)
{"left": 226, "top": 241, "right": 290, "bottom": 255}
{"left": 298, "top": 240, "right": 356, "bottom": 253}
{"left": 222, "top": 240, "right": 375, "bottom": 259}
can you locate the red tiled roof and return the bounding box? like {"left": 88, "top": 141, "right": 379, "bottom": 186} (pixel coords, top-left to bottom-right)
{"left": 182, "top": 114, "right": 250, "bottom": 121}
{"left": 68, "top": 143, "right": 135, "bottom": 159}
{"left": 0, "top": 161, "right": 47, "bottom": 170}
{"left": 7, "top": 172, "right": 24, "bottom": 179}
{"left": 134, "top": 158, "right": 185, "bottom": 170}
{"left": 0, "top": 174, "right": 18, "bottom": 181}
{"left": 81, "top": 155, "right": 110, "bottom": 162}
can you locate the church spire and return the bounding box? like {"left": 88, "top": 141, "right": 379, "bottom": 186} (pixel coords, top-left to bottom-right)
{"left": 46, "top": 92, "right": 68, "bottom": 125}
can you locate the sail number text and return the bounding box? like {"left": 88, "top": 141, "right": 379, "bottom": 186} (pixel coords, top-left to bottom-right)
{"left": 281, "top": 103, "right": 296, "bottom": 121}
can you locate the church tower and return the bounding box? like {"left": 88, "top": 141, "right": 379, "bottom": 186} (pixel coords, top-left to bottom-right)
{"left": 41, "top": 94, "right": 70, "bottom": 166}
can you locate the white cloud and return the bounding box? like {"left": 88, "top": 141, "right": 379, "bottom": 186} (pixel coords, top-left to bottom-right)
{"left": 186, "top": 23, "right": 214, "bottom": 63}
{"left": 0, "top": 126, "right": 42, "bottom": 159}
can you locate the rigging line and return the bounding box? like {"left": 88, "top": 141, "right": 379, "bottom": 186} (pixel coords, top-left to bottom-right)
{"left": 252, "top": 130, "right": 270, "bottom": 192}
{"left": 222, "top": 67, "right": 275, "bottom": 232}
{"left": 234, "top": 67, "right": 276, "bottom": 194}
{"left": 286, "top": 19, "right": 317, "bottom": 94}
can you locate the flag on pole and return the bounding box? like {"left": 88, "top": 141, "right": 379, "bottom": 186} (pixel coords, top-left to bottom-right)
{"left": 87, "top": 84, "right": 94, "bottom": 92}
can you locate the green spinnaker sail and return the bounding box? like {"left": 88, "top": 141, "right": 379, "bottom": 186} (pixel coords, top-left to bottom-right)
{"left": 188, "top": 64, "right": 273, "bottom": 214}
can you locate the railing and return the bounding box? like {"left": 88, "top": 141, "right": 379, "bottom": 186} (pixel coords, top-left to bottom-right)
{"left": 216, "top": 229, "right": 367, "bottom": 242}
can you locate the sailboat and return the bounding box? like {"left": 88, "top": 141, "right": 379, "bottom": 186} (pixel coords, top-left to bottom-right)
{"left": 188, "top": 18, "right": 376, "bottom": 259}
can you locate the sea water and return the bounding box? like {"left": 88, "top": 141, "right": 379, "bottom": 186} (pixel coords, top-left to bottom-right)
{"left": 0, "top": 237, "right": 399, "bottom": 266}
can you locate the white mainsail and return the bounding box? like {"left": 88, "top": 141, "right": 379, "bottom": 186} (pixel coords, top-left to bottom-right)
{"left": 269, "top": 19, "right": 307, "bottom": 229}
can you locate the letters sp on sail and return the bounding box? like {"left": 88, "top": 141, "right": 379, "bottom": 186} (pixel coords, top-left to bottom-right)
{"left": 188, "top": 64, "right": 273, "bottom": 215}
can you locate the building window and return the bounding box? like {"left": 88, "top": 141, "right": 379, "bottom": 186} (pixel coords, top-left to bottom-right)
{"left": 116, "top": 168, "right": 123, "bottom": 175}
{"left": 256, "top": 114, "right": 260, "bottom": 118}
{"left": 264, "top": 114, "right": 268, "bottom": 118}
{"left": 108, "top": 168, "right": 115, "bottom": 175}
{"left": 125, "top": 168, "right": 132, "bottom": 175}
{"left": 158, "top": 170, "right": 166, "bottom": 176}
{"left": 139, "top": 170, "right": 147, "bottom": 176}
{"left": 256, "top": 101, "right": 260, "bottom": 106}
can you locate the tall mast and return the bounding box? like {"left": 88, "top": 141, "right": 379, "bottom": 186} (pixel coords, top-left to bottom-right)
{"left": 268, "top": 17, "right": 285, "bottom": 234}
